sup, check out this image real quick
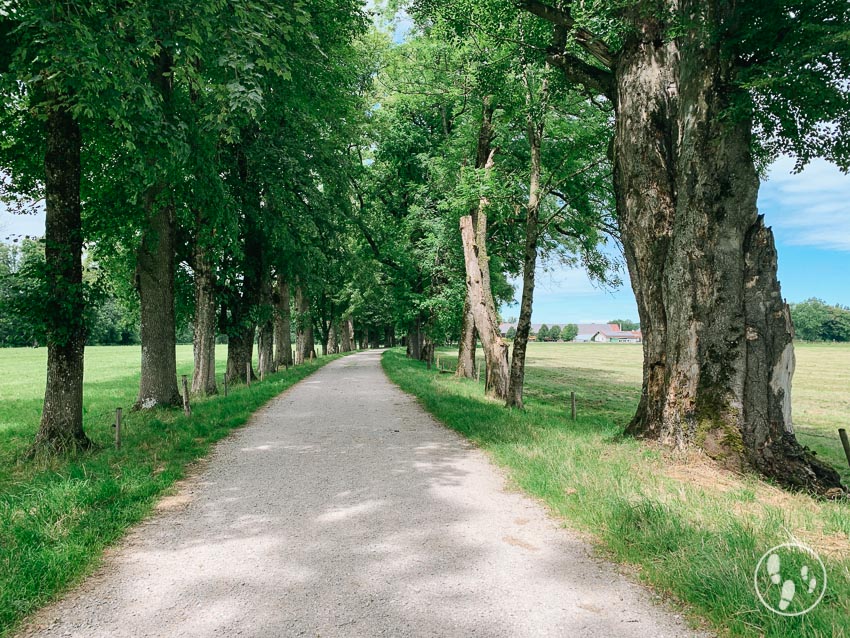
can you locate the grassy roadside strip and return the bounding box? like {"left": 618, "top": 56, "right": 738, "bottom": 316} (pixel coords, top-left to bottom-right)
{"left": 0, "top": 353, "right": 345, "bottom": 637}
{"left": 381, "top": 348, "right": 850, "bottom": 638}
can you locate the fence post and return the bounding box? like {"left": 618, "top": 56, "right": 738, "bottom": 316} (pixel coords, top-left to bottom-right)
{"left": 570, "top": 391, "right": 577, "bottom": 421}
{"left": 223, "top": 373, "right": 228, "bottom": 397}
{"left": 246, "top": 361, "right": 251, "bottom": 387}
{"left": 839, "top": 429, "right": 850, "bottom": 470}
{"left": 115, "top": 408, "right": 122, "bottom": 450}
{"left": 181, "top": 375, "right": 191, "bottom": 416}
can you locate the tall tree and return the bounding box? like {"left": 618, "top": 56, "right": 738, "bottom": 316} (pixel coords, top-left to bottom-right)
{"left": 513, "top": 0, "right": 848, "bottom": 490}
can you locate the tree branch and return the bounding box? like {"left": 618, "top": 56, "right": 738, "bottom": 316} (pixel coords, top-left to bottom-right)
{"left": 517, "top": 0, "right": 614, "bottom": 68}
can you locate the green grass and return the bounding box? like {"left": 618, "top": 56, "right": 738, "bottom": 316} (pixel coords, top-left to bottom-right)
{"left": 0, "top": 345, "right": 342, "bottom": 637}
{"left": 385, "top": 343, "right": 850, "bottom": 638}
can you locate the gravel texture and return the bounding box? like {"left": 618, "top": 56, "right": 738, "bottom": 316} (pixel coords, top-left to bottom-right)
{"left": 19, "top": 350, "right": 709, "bottom": 638}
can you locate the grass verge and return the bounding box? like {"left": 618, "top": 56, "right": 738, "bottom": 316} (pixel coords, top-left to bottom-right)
{"left": 382, "top": 348, "right": 850, "bottom": 638}
{"left": 0, "top": 352, "right": 343, "bottom": 637}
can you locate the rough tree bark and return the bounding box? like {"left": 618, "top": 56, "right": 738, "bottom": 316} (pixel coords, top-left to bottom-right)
{"left": 652, "top": 1, "right": 839, "bottom": 489}
{"left": 340, "top": 316, "right": 353, "bottom": 352}
{"left": 30, "top": 100, "right": 90, "bottom": 454}
{"left": 407, "top": 317, "right": 424, "bottom": 360}
{"left": 295, "top": 284, "right": 314, "bottom": 364}
{"left": 226, "top": 324, "right": 255, "bottom": 384}
{"left": 273, "top": 277, "right": 293, "bottom": 367}
{"left": 460, "top": 146, "right": 510, "bottom": 399}
{"left": 136, "top": 46, "right": 181, "bottom": 409}
{"left": 523, "top": 0, "right": 842, "bottom": 491}
{"left": 191, "top": 240, "right": 217, "bottom": 395}
{"left": 257, "top": 275, "right": 275, "bottom": 377}
{"left": 455, "top": 297, "right": 477, "bottom": 379}
{"left": 507, "top": 74, "right": 546, "bottom": 408}
{"left": 456, "top": 98, "right": 496, "bottom": 378}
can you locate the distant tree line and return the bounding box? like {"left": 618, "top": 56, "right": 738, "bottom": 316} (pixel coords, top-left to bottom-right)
{"left": 790, "top": 299, "right": 850, "bottom": 342}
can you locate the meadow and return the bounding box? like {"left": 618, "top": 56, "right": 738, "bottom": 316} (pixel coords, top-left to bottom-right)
{"left": 383, "top": 342, "right": 850, "bottom": 638}
{"left": 0, "top": 345, "right": 339, "bottom": 637}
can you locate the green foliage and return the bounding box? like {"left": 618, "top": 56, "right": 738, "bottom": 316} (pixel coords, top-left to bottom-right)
{"left": 548, "top": 324, "right": 561, "bottom": 341}
{"left": 791, "top": 298, "right": 850, "bottom": 342}
{"left": 561, "top": 323, "right": 578, "bottom": 341}
{"left": 506, "top": 326, "right": 517, "bottom": 339}
{"left": 609, "top": 318, "right": 639, "bottom": 331}
{"left": 729, "top": 0, "right": 850, "bottom": 170}
{"left": 536, "top": 324, "right": 550, "bottom": 341}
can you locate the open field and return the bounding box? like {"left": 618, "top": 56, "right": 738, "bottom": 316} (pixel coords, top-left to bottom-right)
{"left": 0, "top": 345, "right": 339, "bottom": 637}
{"left": 513, "top": 342, "right": 850, "bottom": 483}
{"left": 384, "top": 342, "right": 850, "bottom": 638}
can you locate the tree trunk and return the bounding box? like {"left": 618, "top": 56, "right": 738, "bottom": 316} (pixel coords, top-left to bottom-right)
{"left": 507, "top": 84, "right": 545, "bottom": 409}
{"left": 456, "top": 98, "right": 495, "bottom": 376}
{"left": 295, "top": 284, "right": 314, "bottom": 364}
{"left": 191, "top": 241, "right": 217, "bottom": 395}
{"left": 256, "top": 273, "right": 274, "bottom": 377}
{"left": 257, "top": 320, "right": 274, "bottom": 377}
{"left": 455, "top": 296, "right": 477, "bottom": 379}
{"left": 31, "top": 101, "right": 90, "bottom": 454}
{"left": 136, "top": 47, "right": 180, "bottom": 409}
{"left": 274, "top": 277, "right": 293, "bottom": 367}
{"left": 327, "top": 323, "right": 338, "bottom": 355}
{"left": 612, "top": 3, "right": 841, "bottom": 491}
{"left": 460, "top": 208, "right": 510, "bottom": 400}
{"left": 407, "top": 318, "right": 424, "bottom": 359}
{"left": 340, "top": 316, "right": 353, "bottom": 352}
{"left": 613, "top": 11, "right": 679, "bottom": 440}
{"left": 226, "top": 324, "right": 255, "bottom": 384}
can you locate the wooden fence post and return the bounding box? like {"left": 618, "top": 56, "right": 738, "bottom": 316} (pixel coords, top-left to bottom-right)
{"left": 570, "top": 391, "right": 577, "bottom": 421}
{"left": 223, "top": 373, "right": 228, "bottom": 397}
{"left": 839, "top": 429, "right": 850, "bottom": 470}
{"left": 115, "top": 408, "right": 122, "bottom": 450}
{"left": 181, "top": 375, "right": 191, "bottom": 416}
{"left": 246, "top": 361, "right": 251, "bottom": 387}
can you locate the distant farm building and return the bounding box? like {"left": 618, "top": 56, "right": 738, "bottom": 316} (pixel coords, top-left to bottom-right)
{"left": 499, "top": 322, "right": 642, "bottom": 343}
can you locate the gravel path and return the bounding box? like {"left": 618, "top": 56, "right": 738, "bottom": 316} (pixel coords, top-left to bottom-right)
{"left": 20, "top": 350, "right": 708, "bottom": 638}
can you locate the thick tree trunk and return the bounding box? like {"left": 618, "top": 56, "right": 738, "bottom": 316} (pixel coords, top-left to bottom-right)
{"left": 191, "top": 241, "right": 217, "bottom": 395}
{"left": 327, "top": 323, "right": 338, "bottom": 355}
{"left": 136, "top": 47, "right": 180, "bottom": 409}
{"left": 31, "top": 102, "right": 90, "bottom": 454}
{"left": 274, "top": 277, "right": 293, "bottom": 367}
{"left": 226, "top": 324, "right": 255, "bottom": 384}
{"left": 613, "top": 14, "right": 678, "bottom": 439}
{"left": 407, "top": 318, "right": 424, "bottom": 360}
{"left": 136, "top": 199, "right": 180, "bottom": 408}
{"left": 507, "top": 97, "right": 545, "bottom": 409}
{"left": 340, "top": 316, "right": 353, "bottom": 352}
{"left": 460, "top": 209, "right": 510, "bottom": 400}
{"left": 294, "top": 284, "right": 314, "bottom": 364}
{"left": 257, "top": 273, "right": 274, "bottom": 377}
{"left": 257, "top": 320, "right": 274, "bottom": 377}
{"left": 612, "top": 3, "right": 840, "bottom": 491}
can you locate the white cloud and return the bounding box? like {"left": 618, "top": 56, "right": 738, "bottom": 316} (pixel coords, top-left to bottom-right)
{"left": 760, "top": 157, "right": 850, "bottom": 251}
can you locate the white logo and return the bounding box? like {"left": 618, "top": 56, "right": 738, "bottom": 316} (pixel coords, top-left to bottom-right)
{"left": 754, "top": 542, "right": 827, "bottom": 616}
